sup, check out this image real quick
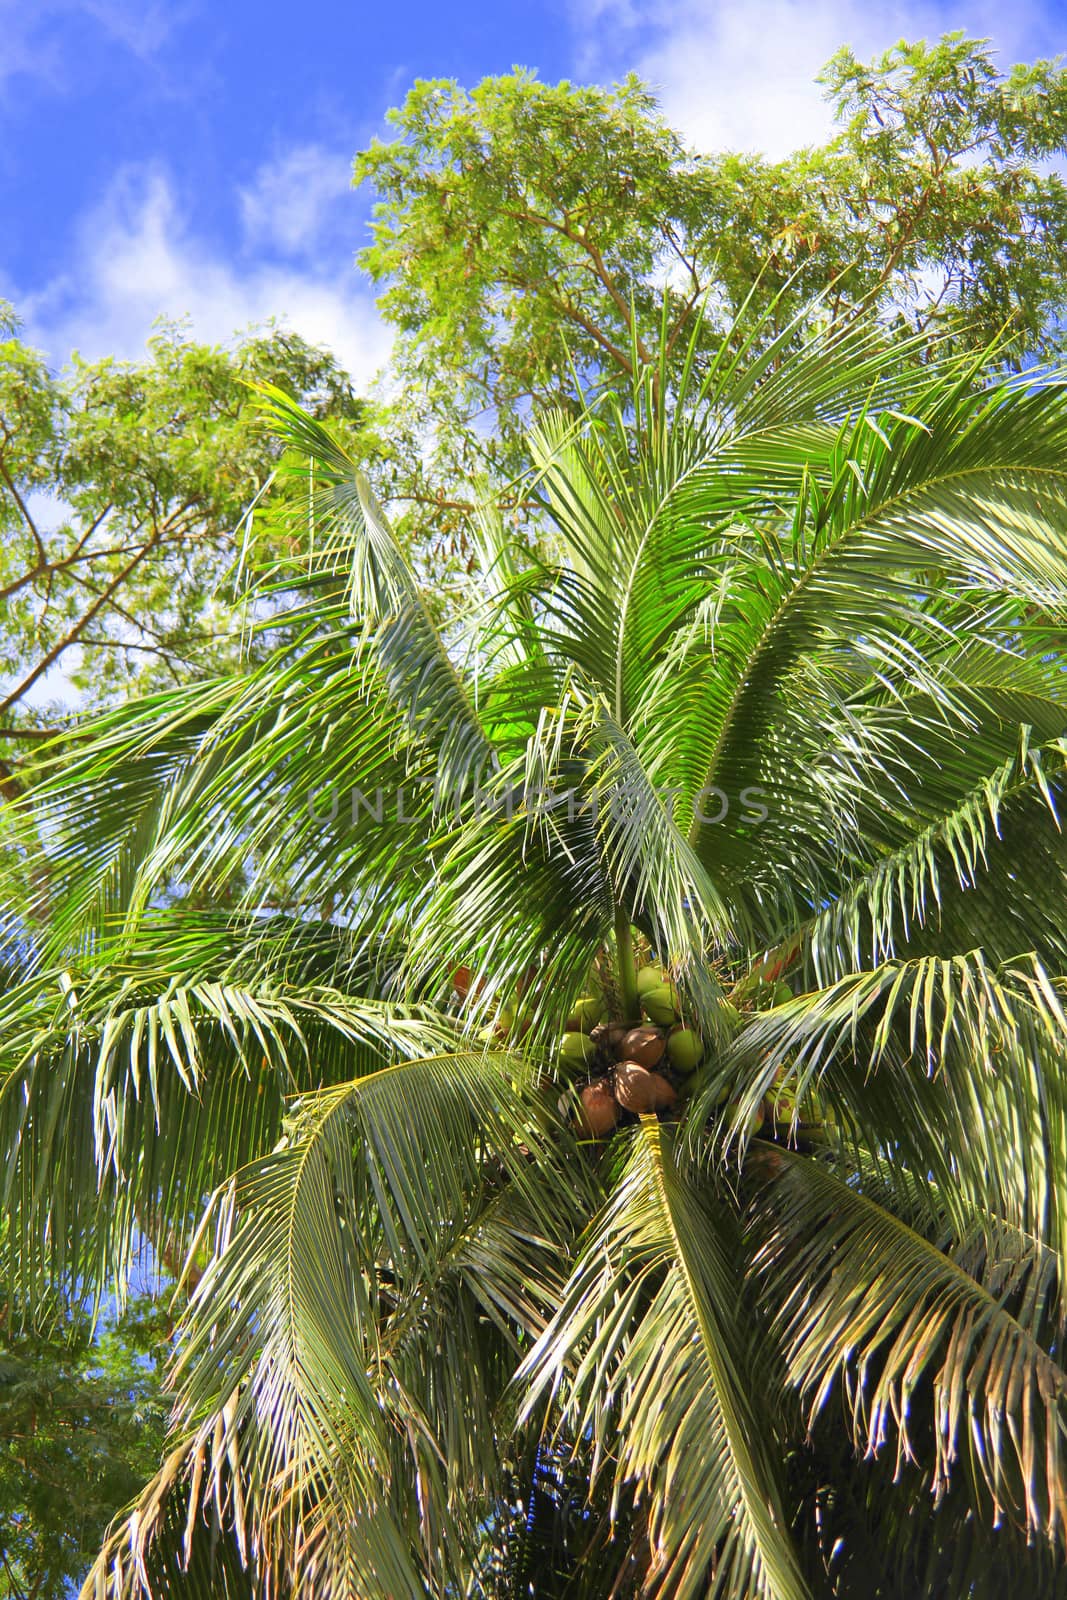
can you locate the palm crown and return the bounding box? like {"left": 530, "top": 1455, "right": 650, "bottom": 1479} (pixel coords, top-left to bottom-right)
{"left": 4, "top": 307, "right": 1067, "bottom": 1599}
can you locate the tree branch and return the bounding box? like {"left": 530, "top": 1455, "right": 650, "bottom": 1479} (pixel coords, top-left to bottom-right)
{"left": 0, "top": 457, "right": 47, "bottom": 567}
{"left": 68, "top": 500, "right": 114, "bottom": 558}
{"left": 0, "top": 530, "right": 166, "bottom": 718}
{"left": 504, "top": 271, "right": 636, "bottom": 378}
{"left": 500, "top": 203, "right": 653, "bottom": 367}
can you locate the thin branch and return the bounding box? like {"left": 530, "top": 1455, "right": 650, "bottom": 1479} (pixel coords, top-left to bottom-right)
{"left": 503, "top": 271, "right": 636, "bottom": 378}
{"left": 79, "top": 633, "right": 199, "bottom": 666}
{"left": 67, "top": 499, "right": 114, "bottom": 558}
{"left": 0, "top": 531, "right": 166, "bottom": 717}
{"left": 663, "top": 286, "right": 704, "bottom": 363}
{"left": 0, "top": 1547, "right": 29, "bottom": 1600}
{"left": 0, "top": 512, "right": 207, "bottom": 604}
{"left": 500, "top": 203, "right": 653, "bottom": 367}
{"left": 0, "top": 457, "right": 47, "bottom": 567}
{"left": 0, "top": 535, "right": 142, "bottom": 603}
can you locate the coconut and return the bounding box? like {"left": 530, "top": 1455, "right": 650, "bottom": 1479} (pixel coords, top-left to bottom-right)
{"left": 768, "top": 1085, "right": 796, "bottom": 1124}
{"left": 614, "top": 1061, "right": 677, "bottom": 1114}
{"left": 558, "top": 1031, "right": 597, "bottom": 1075}
{"left": 591, "top": 1021, "right": 627, "bottom": 1057}
{"left": 451, "top": 965, "right": 473, "bottom": 998}
{"left": 577, "top": 1081, "right": 619, "bottom": 1138}
{"left": 636, "top": 964, "right": 665, "bottom": 996}
{"left": 666, "top": 1025, "right": 703, "bottom": 1073}
{"left": 566, "top": 994, "right": 605, "bottom": 1032}
{"left": 620, "top": 1025, "right": 666, "bottom": 1069}
{"left": 772, "top": 980, "right": 793, "bottom": 1006}
{"left": 803, "top": 1088, "right": 835, "bottom": 1130}
{"left": 641, "top": 982, "right": 680, "bottom": 1027}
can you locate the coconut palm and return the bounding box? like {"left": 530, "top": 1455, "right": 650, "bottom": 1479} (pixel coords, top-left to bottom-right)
{"left": 5, "top": 305, "right": 1067, "bottom": 1599}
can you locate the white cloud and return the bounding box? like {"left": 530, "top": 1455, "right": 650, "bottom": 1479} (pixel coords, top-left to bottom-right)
{"left": 0, "top": 5, "right": 64, "bottom": 92}
{"left": 574, "top": 0, "right": 1055, "bottom": 158}
{"left": 0, "top": 0, "right": 184, "bottom": 92}
{"left": 18, "top": 166, "right": 390, "bottom": 388}
{"left": 75, "top": 0, "right": 184, "bottom": 55}
{"left": 240, "top": 146, "right": 353, "bottom": 256}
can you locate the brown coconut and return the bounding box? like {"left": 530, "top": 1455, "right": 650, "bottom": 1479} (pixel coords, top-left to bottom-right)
{"left": 614, "top": 1061, "right": 677, "bottom": 1114}
{"left": 619, "top": 1025, "right": 666, "bottom": 1069}
{"left": 577, "top": 1081, "right": 619, "bottom": 1138}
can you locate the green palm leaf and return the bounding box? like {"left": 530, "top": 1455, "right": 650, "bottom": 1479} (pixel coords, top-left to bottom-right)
{"left": 746, "top": 1144, "right": 1067, "bottom": 1541}
{"left": 520, "top": 1119, "right": 809, "bottom": 1600}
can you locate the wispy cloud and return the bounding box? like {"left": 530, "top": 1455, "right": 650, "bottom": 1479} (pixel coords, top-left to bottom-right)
{"left": 0, "top": 0, "right": 189, "bottom": 92}
{"left": 71, "top": 0, "right": 187, "bottom": 55}
{"left": 17, "top": 164, "right": 389, "bottom": 387}
{"left": 240, "top": 145, "right": 354, "bottom": 257}
{"left": 572, "top": 0, "right": 1059, "bottom": 157}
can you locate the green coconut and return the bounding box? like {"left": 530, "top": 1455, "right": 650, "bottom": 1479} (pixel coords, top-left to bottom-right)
{"left": 566, "top": 994, "right": 605, "bottom": 1032}
{"left": 767, "top": 1082, "right": 797, "bottom": 1124}
{"left": 641, "top": 982, "right": 680, "bottom": 1027}
{"left": 636, "top": 964, "right": 665, "bottom": 996}
{"left": 558, "top": 1031, "right": 597, "bottom": 1075}
{"left": 666, "top": 1025, "right": 703, "bottom": 1073}
{"left": 803, "top": 1088, "right": 835, "bottom": 1130}
{"left": 500, "top": 1003, "right": 532, "bottom": 1041}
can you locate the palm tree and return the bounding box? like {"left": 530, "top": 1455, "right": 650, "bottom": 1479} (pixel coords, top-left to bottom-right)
{"left": 5, "top": 306, "right": 1067, "bottom": 1599}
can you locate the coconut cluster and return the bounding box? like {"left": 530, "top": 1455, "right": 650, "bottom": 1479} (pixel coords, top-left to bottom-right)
{"left": 452, "top": 958, "right": 828, "bottom": 1147}
{"left": 557, "top": 966, "right": 707, "bottom": 1140}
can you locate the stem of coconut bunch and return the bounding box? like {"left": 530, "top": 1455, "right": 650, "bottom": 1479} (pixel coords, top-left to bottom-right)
{"left": 614, "top": 902, "right": 640, "bottom": 1024}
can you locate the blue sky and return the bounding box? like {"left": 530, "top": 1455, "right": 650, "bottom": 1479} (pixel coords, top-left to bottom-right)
{"left": 2, "top": 0, "right": 1065, "bottom": 387}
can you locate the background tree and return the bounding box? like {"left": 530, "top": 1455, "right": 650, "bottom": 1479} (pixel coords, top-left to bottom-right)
{"left": 0, "top": 306, "right": 367, "bottom": 789}
{"left": 355, "top": 31, "right": 1067, "bottom": 546}
{"left": 0, "top": 1296, "right": 169, "bottom": 1600}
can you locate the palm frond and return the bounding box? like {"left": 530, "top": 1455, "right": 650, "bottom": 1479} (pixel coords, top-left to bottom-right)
{"left": 261, "top": 385, "right": 496, "bottom": 801}
{"left": 746, "top": 1144, "right": 1067, "bottom": 1542}
{"left": 702, "top": 950, "right": 1067, "bottom": 1288}
{"left": 155, "top": 1052, "right": 583, "bottom": 1598}
{"left": 520, "top": 1119, "right": 809, "bottom": 1600}
{"left": 0, "top": 955, "right": 458, "bottom": 1305}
